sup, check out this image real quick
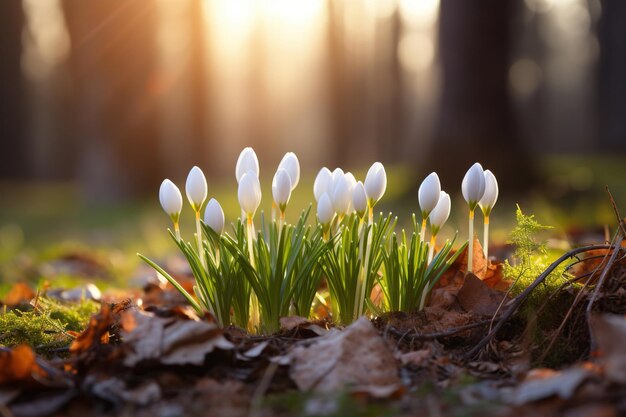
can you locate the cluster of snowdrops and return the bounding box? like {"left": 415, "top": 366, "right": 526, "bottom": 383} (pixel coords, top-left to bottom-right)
{"left": 140, "top": 148, "right": 499, "bottom": 334}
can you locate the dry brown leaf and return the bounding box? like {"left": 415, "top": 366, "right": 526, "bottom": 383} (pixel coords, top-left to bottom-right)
{"left": 397, "top": 348, "right": 431, "bottom": 367}
{"left": 0, "top": 345, "right": 45, "bottom": 385}
{"left": 121, "top": 310, "right": 233, "bottom": 366}
{"left": 70, "top": 305, "right": 113, "bottom": 355}
{"left": 590, "top": 313, "right": 626, "bottom": 384}
{"left": 279, "top": 316, "right": 329, "bottom": 336}
{"left": 2, "top": 283, "right": 35, "bottom": 307}
{"left": 456, "top": 273, "right": 509, "bottom": 317}
{"left": 510, "top": 366, "right": 593, "bottom": 405}
{"left": 288, "top": 317, "right": 402, "bottom": 396}
{"left": 89, "top": 377, "right": 161, "bottom": 406}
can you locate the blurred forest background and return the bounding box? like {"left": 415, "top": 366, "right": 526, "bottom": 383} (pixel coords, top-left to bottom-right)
{"left": 2, "top": 0, "right": 625, "bottom": 196}
{"left": 0, "top": 0, "right": 625, "bottom": 253}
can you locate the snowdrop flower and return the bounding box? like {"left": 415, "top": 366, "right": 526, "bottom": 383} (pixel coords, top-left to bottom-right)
{"left": 331, "top": 173, "right": 353, "bottom": 216}
{"left": 479, "top": 170, "right": 499, "bottom": 260}
{"left": 186, "top": 166, "right": 208, "bottom": 213}
{"left": 462, "top": 162, "right": 486, "bottom": 211}
{"left": 418, "top": 172, "right": 441, "bottom": 242}
{"left": 238, "top": 171, "right": 262, "bottom": 219}
{"left": 277, "top": 152, "right": 300, "bottom": 191}
{"left": 317, "top": 192, "right": 334, "bottom": 231}
{"left": 479, "top": 170, "right": 499, "bottom": 217}
{"left": 272, "top": 168, "right": 292, "bottom": 213}
{"left": 314, "top": 167, "right": 332, "bottom": 202}
{"left": 352, "top": 181, "right": 368, "bottom": 219}
{"left": 159, "top": 179, "right": 183, "bottom": 222}
{"left": 419, "top": 173, "right": 441, "bottom": 218}
{"left": 344, "top": 172, "right": 357, "bottom": 214}
{"left": 427, "top": 191, "right": 451, "bottom": 264}
{"left": 204, "top": 198, "right": 225, "bottom": 235}
{"left": 364, "top": 162, "right": 386, "bottom": 214}
{"left": 235, "top": 147, "right": 259, "bottom": 183}
{"left": 461, "top": 162, "right": 486, "bottom": 274}
{"left": 429, "top": 191, "right": 451, "bottom": 237}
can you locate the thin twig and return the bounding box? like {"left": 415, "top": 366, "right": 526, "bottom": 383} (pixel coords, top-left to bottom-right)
{"left": 606, "top": 186, "right": 626, "bottom": 238}
{"left": 465, "top": 244, "right": 610, "bottom": 359}
{"left": 387, "top": 319, "right": 495, "bottom": 341}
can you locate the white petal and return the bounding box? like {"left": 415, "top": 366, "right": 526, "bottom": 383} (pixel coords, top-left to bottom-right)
{"left": 185, "top": 166, "right": 208, "bottom": 211}
{"left": 352, "top": 181, "right": 368, "bottom": 217}
{"left": 331, "top": 173, "right": 352, "bottom": 214}
{"left": 204, "top": 198, "right": 225, "bottom": 235}
{"left": 429, "top": 191, "right": 451, "bottom": 229}
{"left": 317, "top": 193, "right": 334, "bottom": 225}
{"left": 461, "top": 162, "right": 486, "bottom": 205}
{"left": 364, "top": 162, "right": 387, "bottom": 204}
{"left": 313, "top": 167, "right": 332, "bottom": 202}
{"left": 418, "top": 172, "right": 441, "bottom": 215}
{"left": 272, "top": 168, "right": 292, "bottom": 206}
{"left": 159, "top": 179, "right": 183, "bottom": 217}
{"left": 238, "top": 171, "right": 262, "bottom": 217}
{"left": 278, "top": 152, "right": 300, "bottom": 190}
{"left": 235, "top": 147, "right": 259, "bottom": 183}
{"left": 479, "top": 170, "right": 499, "bottom": 211}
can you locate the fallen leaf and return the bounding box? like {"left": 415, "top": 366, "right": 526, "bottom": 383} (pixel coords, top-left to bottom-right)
{"left": 88, "top": 376, "right": 161, "bottom": 406}
{"left": 590, "top": 313, "right": 626, "bottom": 384}
{"left": 288, "top": 317, "right": 402, "bottom": 396}
{"left": 456, "top": 273, "right": 509, "bottom": 317}
{"left": 2, "top": 283, "right": 35, "bottom": 307}
{"left": 121, "top": 310, "right": 233, "bottom": 366}
{"left": 70, "top": 305, "right": 113, "bottom": 355}
{"left": 510, "top": 366, "right": 593, "bottom": 405}
{"left": 280, "top": 316, "right": 329, "bottom": 336}
{"left": 0, "top": 345, "right": 45, "bottom": 385}
{"left": 9, "top": 390, "right": 78, "bottom": 417}
{"left": 397, "top": 348, "right": 431, "bottom": 367}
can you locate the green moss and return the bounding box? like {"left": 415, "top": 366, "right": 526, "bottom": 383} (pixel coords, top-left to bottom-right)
{"left": 0, "top": 297, "right": 99, "bottom": 355}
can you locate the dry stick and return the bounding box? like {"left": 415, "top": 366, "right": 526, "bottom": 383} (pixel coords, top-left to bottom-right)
{"left": 465, "top": 244, "right": 611, "bottom": 359}
{"left": 606, "top": 186, "right": 626, "bottom": 238}
{"left": 537, "top": 234, "right": 618, "bottom": 363}
{"left": 387, "top": 319, "right": 496, "bottom": 342}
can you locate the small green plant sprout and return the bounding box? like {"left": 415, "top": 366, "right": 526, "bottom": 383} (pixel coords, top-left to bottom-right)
{"left": 322, "top": 213, "right": 395, "bottom": 325}
{"left": 418, "top": 172, "right": 441, "bottom": 243}
{"left": 428, "top": 191, "right": 451, "bottom": 263}
{"left": 478, "top": 170, "right": 499, "bottom": 261}
{"left": 186, "top": 166, "right": 208, "bottom": 265}
{"left": 381, "top": 216, "right": 466, "bottom": 313}
{"left": 220, "top": 208, "right": 328, "bottom": 333}
{"left": 364, "top": 162, "right": 387, "bottom": 224}
{"left": 159, "top": 179, "right": 183, "bottom": 240}
{"left": 316, "top": 192, "right": 334, "bottom": 241}
{"left": 462, "top": 162, "right": 486, "bottom": 274}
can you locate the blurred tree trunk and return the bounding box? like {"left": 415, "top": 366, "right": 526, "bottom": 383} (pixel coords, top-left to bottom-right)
{"left": 0, "top": 1, "right": 27, "bottom": 179}
{"left": 63, "top": 0, "right": 161, "bottom": 201}
{"left": 432, "top": 0, "right": 534, "bottom": 191}
{"left": 598, "top": 0, "right": 626, "bottom": 151}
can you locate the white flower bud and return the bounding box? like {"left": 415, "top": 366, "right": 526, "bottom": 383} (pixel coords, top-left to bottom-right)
{"left": 272, "top": 168, "right": 292, "bottom": 211}
{"left": 313, "top": 167, "right": 332, "bottom": 202}
{"left": 429, "top": 191, "right": 451, "bottom": 234}
{"left": 185, "top": 166, "right": 208, "bottom": 212}
{"left": 317, "top": 192, "right": 334, "bottom": 225}
{"left": 238, "top": 171, "right": 262, "bottom": 218}
{"left": 364, "top": 162, "right": 387, "bottom": 206}
{"left": 462, "top": 162, "right": 486, "bottom": 210}
{"left": 479, "top": 170, "right": 499, "bottom": 216}
{"left": 277, "top": 152, "right": 300, "bottom": 191}
{"left": 204, "top": 198, "right": 225, "bottom": 235}
{"left": 352, "top": 181, "right": 368, "bottom": 218}
{"left": 331, "top": 173, "right": 353, "bottom": 215}
{"left": 159, "top": 179, "right": 183, "bottom": 220}
{"left": 344, "top": 172, "right": 357, "bottom": 214}
{"left": 235, "top": 147, "right": 259, "bottom": 183}
{"left": 418, "top": 172, "right": 441, "bottom": 218}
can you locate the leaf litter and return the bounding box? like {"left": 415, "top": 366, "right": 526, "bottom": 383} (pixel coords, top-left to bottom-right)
{"left": 2, "top": 236, "right": 626, "bottom": 416}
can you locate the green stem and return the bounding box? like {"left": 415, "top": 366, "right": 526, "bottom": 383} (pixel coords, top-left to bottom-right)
{"left": 468, "top": 210, "right": 475, "bottom": 274}
{"left": 246, "top": 215, "right": 259, "bottom": 331}
{"left": 484, "top": 216, "right": 490, "bottom": 261}
{"left": 420, "top": 218, "right": 427, "bottom": 244}
{"left": 195, "top": 211, "right": 205, "bottom": 268}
